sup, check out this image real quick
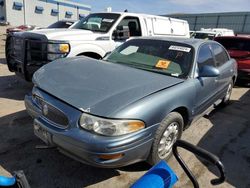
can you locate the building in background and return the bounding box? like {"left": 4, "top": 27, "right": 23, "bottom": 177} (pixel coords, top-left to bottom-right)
{"left": 164, "top": 12, "right": 250, "bottom": 34}
{"left": 0, "top": 0, "right": 91, "bottom": 27}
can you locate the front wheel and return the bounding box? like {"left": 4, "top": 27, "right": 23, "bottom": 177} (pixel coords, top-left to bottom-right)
{"left": 147, "top": 112, "right": 184, "bottom": 165}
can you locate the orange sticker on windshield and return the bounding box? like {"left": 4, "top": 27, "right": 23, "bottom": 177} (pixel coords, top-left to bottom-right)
{"left": 155, "top": 60, "right": 171, "bottom": 69}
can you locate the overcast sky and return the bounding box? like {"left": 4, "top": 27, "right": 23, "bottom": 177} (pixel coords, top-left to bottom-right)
{"left": 74, "top": 0, "right": 250, "bottom": 15}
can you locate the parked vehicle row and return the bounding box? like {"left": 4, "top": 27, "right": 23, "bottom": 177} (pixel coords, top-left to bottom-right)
{"left": 3, "top": 11, "right": 243, "bottom": 168}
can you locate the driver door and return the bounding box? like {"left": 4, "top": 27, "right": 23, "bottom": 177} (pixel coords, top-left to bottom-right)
{"left": 111, "top": 16, "right": 142, "bottom": 50}
{"left": 193, "top": 43, "right": 219, "bottom": 115}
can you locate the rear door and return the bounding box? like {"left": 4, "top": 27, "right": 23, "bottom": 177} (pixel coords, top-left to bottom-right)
{"left": 211, "top": 43, "right": 232, "bottom": 96}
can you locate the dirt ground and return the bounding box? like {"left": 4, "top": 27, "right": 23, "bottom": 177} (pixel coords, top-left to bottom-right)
{"left": 0, "top": 26, "right": 250, "bottom": 188}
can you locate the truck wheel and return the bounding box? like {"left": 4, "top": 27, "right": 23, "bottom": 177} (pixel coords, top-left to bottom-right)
{"left": 221, "top": 80, "right": 233, "bottom": 106}
{"left": 147, "top": 112, "right": 183, "bottom": 165}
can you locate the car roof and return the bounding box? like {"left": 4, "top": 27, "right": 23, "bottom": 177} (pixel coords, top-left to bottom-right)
{"left": 131, "top": 37, "right": 217, "bottom": 49}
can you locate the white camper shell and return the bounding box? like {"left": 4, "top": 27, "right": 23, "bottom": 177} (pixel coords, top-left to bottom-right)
{"left": 192, "top": 28, "right": 234, "bottom": 40}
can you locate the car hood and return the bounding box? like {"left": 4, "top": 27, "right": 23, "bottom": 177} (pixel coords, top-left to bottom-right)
{"left": 28, "top": 28, "right": 102, "bottom": 41}
{"left": 33, "top": 57, "right": 184, "bottom": 117}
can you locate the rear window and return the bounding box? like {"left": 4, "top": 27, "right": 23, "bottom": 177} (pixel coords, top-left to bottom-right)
{"left": 215, "top": 38, "right": 250, "bottom": 51}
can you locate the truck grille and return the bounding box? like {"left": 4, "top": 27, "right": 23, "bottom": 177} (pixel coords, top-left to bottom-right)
{"left": 33, "top": 95, "right": 69, "bottom": 129}
{"left": 5, "top": 36, "right": 25, "bottom": 66}
{"left": 26, "top": 39, "right": 47, "bottom": 62}
{"left": 13, "top": 37, "right": 24, "bottom": 61}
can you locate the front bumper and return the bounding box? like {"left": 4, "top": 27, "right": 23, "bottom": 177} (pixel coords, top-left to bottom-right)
{"left": 25, "top": 92, "right": 158, "bottom": 168}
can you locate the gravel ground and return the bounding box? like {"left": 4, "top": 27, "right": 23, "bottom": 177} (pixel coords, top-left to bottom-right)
{"left": 0, "top": 26, "right": 250, "bottom": 188}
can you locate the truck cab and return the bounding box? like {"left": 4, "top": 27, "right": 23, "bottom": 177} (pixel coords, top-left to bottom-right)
{"left": 6, "top": 12, "right": 190, "bottom": 81}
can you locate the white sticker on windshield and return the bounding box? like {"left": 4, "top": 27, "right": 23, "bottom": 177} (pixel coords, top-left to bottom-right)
{"left": 169, "top": 45, "right": 191, "bottom": 52}
{"left": 103, "top": 19, "right": 114, "bottom": 23}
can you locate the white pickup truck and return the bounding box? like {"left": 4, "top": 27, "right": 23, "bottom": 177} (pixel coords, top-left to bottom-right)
{"left": 6, "top": 12, "right": 190, "bottom": 81}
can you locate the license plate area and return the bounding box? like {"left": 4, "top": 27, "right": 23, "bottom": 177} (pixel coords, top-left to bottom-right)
{"left": 34, "top": 121, "right": 53, "bottom": 145}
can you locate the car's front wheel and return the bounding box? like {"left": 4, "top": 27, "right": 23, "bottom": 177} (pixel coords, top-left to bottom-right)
{"left": 147, "top": 112, "right": 183, "bottom": 165}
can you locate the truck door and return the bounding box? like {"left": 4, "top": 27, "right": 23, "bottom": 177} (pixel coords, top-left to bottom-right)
{"left": 110, "top": 16, "right": 142, "bottom": 50}
{"left": 193, "top": 43, "right": 219, "bottom": 115}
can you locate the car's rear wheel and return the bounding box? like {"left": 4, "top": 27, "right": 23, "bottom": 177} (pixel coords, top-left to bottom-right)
{"left": 147, "top": 112, "right": 183, "bottom": 165}
{"left": 221, "top": 80, "right": 233, "bottom": 105}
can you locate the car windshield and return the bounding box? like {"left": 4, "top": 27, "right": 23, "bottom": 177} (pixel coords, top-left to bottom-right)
{"left": 105, "top": 39, "right": 194, "bottom": 78}
{"left": 48, "top": 21, "right": 74, "bottom": 28}
{"left": 194, "top": 32, "right": 216, "bottom": 40}
{"left": 71, "top": 13, "right": 120, "bottom": 33}
{"left": 216, "top": 38, "right": 250, "bottom": 51}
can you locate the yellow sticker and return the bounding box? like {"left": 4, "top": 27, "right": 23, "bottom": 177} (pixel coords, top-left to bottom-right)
{"left": 155, "top": 60, "right": 171, "bottom": 69}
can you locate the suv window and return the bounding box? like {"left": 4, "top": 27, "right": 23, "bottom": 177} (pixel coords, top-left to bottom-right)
{"left": 197, "top": 44, "right": 215, "bottom": 68}
{"left": 211, "top": 43, "right": 229, "bottom": 67}
{"left": 117, "top": 16, "right": 142, "bottom": 37}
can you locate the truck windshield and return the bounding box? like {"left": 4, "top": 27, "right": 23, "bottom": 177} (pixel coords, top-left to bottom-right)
{"left": 105, "top": 39, "right": 194, "bottom": 78}
{"left": 72, "top": 13, "right": 120, "bottom": 33}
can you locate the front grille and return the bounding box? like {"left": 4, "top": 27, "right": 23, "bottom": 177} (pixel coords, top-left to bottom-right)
{"left": 13, "top": 37, "right": 24, "bottom": 61}
{"left": 6, "top": 36, "right": 25, "bottom": 66}
{"left": 26, "top": 39, "right": 47, "bottom": 62}
{"left": 33, "top": 95, "right": 69, "bottom": 129}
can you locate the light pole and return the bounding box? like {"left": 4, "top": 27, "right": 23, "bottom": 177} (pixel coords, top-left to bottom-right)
{"left": 23, "top": 0, "right": 26, "bottom": 24}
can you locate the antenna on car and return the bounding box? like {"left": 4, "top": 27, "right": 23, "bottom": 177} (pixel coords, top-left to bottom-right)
{"left": 124, "top": 9, "right": 128, "bottom": 12}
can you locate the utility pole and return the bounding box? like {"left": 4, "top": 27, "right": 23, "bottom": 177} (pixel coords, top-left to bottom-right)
{"left": 23, "top": 0, "right": 26, "bottom": 24}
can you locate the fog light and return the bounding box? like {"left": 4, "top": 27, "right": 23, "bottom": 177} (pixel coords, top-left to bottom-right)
{"left": 99, "top": 153, "right": 124, "bottom": 160}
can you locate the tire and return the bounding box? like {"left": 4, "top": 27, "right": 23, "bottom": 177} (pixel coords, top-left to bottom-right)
{"left": 221, "top": 80, "right": 233, "bottom": 106}
{"left": 147, "top": 112, "right": 184, "bottom": 165}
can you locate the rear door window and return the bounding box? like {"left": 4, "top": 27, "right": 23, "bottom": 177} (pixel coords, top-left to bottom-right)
{"left": 211, "top": 43, "right": 229, "bottom": 67}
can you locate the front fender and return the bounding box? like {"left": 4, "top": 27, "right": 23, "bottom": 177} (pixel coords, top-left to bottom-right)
{"left": 111, "top": 80, "right": 196, "bottom": 127}
{"left": 67, "top": 43, "right": 107, "bottom": 57}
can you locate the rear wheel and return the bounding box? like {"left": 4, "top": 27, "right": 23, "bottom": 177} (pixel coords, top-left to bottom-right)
{"left": 147, "top": 112, "right": 183, "bottom": 165}
{"left": 221, "top": 80, "right": 233, "bottom": 105}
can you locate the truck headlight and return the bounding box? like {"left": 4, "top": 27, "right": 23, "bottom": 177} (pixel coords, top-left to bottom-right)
{"left": 47, "top": 43, "right": 70, "bottom": 61}
{"left": 79, "top": 114, "right": 145, "bottom": 136}
{"left": 48, "top": 43, "right": 70, "bottom": 53}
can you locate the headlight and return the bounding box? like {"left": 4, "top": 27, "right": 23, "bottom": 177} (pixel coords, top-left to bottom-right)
{"left": 79, "top": 113, "right": 145, "bottom": 136}
{"left": 48, "top": 43, "right": 70, "bottom": 53}
{"left": 47, "top": 43, "right": 70, "bottom": 61}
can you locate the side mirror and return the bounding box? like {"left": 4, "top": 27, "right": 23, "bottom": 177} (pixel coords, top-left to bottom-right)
{"left": 112, "top": 25, "right": 130, "bottom": 41}
{"left": 199, "top": 65, "right": 220, "bottom": 77}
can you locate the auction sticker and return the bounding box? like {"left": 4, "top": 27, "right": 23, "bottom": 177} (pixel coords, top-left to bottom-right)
{"left": 169, "top": 45, "right": 191, "bottom": 52}
{"left": 155, "top": 60, "right": 171, "bottom": 69}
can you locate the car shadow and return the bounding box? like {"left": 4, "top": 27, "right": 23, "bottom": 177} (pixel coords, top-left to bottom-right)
{"left": 0, "top": 58, "right": 6, "bottom": 64}
{"left": 119, "top": 162, "right": 151, "bottom": 172}
{"left": 0, "top": 74, "right": 33, "bottom": 100}
{"left": 0, "top": 110, "right": 120, "bottom": 188}
{"left": 197, "top": 89, "right": 250, "bottom": 188}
